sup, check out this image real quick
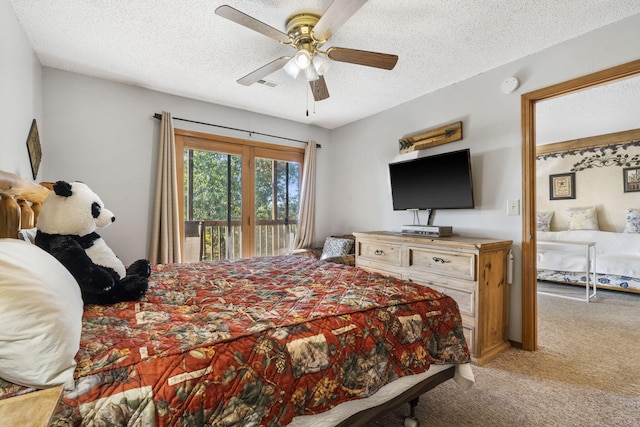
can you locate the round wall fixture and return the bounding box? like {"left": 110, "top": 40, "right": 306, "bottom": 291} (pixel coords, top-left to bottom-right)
{"left": 501, "top": 77, "right": 520, "bottom": 94}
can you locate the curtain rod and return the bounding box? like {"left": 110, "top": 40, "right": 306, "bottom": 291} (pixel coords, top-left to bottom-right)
{"left": 152, "top": 113, "right": 320, "bottom": 148}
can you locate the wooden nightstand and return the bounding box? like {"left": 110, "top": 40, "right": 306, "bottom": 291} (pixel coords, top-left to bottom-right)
{"left": 0, "top": 385, "right": 63, "bottom": 427}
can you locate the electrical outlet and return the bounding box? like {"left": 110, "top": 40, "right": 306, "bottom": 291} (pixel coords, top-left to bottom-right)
{"left": 507, "top": 199, "right": 520, "bottom": 216}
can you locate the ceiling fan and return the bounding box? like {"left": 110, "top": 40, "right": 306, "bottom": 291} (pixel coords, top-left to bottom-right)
{"left": 215, "top": 0, "right": 398, "bottom": 102}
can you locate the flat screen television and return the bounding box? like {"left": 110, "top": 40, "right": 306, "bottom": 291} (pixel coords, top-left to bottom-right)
{"left": 388, "top": 148, "right": 475, "bottom": 211}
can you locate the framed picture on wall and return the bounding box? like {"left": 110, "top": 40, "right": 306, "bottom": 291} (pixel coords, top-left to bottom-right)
{"left": 549, "top": 172, "right": 576, "bottom": 200}
{"left": 623, "top": 167, "right": 640, "bottom": 192}
{"left": 26, "top": 119, "right": 42, "bottom": 180}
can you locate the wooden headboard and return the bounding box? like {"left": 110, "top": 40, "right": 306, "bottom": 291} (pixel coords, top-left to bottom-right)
{"left": 0, "top": 171, "right": 50, "bottom": 238}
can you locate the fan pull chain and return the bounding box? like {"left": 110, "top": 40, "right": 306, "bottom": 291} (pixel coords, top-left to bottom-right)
{"left": 305, "top": 85, "right": 317, "bottom": 117}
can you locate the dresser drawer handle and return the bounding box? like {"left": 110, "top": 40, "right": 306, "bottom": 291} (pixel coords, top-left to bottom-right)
{"left": 374, "top": 249, "right": 384, "bottom": 256}
{"left": 432, "top": 257, "right": 450, "bottom": 264}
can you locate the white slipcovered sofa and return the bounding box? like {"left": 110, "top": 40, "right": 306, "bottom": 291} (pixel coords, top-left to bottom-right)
{"left": 537, "top": 230, "right": 640, "bottom": 293}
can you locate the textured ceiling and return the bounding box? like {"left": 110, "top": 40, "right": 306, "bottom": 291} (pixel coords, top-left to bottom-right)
{"left": 537, "top": 75, "right": 640, "bottom": 144}
{"left": 8, "top": 0, "right": 640, "bottom": 129}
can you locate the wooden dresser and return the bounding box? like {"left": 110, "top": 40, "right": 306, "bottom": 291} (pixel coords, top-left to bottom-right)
{"left": 353, "top": 231, "right": 512, "bottom": 365}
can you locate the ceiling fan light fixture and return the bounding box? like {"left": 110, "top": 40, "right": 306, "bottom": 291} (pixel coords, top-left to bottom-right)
{"left": 283, "top": 57, "right": 301, "bottom": 79}
{"left": 304, "top": 64, "right": 319, "bottom": 81}
{"left": 215, "top": 4, "right": 399, "bottom": 102}
{"left": 312, "top": 54, "right": 332, "bottom": 75}
{"left": 294, "top": 49, "right": 312, "bottom": 69}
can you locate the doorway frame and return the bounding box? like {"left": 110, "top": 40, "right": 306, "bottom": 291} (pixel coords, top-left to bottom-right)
{"left": 520, "top": 58, "right": 640, "bottom": 351}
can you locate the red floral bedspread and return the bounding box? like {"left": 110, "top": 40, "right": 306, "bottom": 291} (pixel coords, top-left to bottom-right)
{"left": 6, "top": 255, "right": 469, "bottom": 426}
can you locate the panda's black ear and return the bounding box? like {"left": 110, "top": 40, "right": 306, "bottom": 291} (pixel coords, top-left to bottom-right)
{"left": 53, "top": 181, "right": 73, "bottom": 197}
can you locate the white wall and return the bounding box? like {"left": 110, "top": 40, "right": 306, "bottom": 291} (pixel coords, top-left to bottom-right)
{"left": 41, "top": 69, "right": 331, "bottom": 265}
{"left": 0, "top": 0, "right": 42, "bottom": 178}
{"left": 537, "top": 145, "right": 640, "bottom": 232}
{"left": 330, "top": 13, "right": 640, "bottom": 342}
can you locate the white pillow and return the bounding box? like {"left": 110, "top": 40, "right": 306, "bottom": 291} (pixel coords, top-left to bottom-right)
{"left": 0, "top": 238, "right": 83, "bottom": 389}
{"left": 567, "top": 206, "right": 599, "bottom": 231}
{"left": 536, "top": 211, "right": 553, "bottom": 231}
{"left": 624, "top": 208, "right": 640, "bottom": 233}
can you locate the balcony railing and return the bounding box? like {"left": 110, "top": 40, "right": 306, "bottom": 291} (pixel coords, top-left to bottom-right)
{"left": 184, "top": 220, "right": 298, "bottom": 261}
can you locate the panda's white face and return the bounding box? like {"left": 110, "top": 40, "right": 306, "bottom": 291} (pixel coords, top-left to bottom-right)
{"left": 93, "top": 201, "right": 116, "bottom": 229}
{"left": 37, "top": 181, "right": 116, "bottom": 236}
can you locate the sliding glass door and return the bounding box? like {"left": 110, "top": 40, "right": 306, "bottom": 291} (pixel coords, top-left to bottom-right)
{"left": 254, "top": 156, "right": 300, "bottom": 257}
{"left": 184, "top": 148, "right": 242, "bottom": 260}
{"left": 175, "top": 130, "right": 303, "bottom": 261}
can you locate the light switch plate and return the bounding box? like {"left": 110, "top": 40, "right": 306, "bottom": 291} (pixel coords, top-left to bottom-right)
{"left": 507, "top": 199, "right": 520, "bottom": 216}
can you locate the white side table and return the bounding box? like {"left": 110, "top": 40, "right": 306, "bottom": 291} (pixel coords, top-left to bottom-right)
{"left": 537, "top": 240, "right": 597, "bottom": 302}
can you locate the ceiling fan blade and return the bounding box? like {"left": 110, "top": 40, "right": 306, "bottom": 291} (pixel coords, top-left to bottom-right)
{"left": 215, "top": 5, "right": 290, "bottom": 44}
{"left": 237, "top": 57, "right": 291, "bottom": 86}
{"left": 312, "top": 0, "right": 368, "bottom": 41}
{"left": 310, "top": 76, "right": 330, "bottom": 101}
{"left": 327, "top": 47, "right": 398, "bottom": 70}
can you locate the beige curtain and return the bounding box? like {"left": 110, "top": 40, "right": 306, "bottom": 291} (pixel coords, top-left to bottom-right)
{"left": 149, "top": 111, "right": 182, "bottom": 264}
{"left": 293, "top": 140, "right": 317, "bottom": 249}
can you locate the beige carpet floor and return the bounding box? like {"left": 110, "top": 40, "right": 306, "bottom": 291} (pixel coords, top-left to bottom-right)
{"left": 366, "top": 282, "right": 640, "bottom": 427}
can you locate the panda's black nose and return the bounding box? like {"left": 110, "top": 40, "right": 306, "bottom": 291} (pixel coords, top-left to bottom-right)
{"left": 111, "top": 217, "right": 116, "bottom": 223}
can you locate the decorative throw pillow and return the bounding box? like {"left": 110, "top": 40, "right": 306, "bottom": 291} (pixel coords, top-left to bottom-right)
{"left": 320, "top": 236, "right": 354, "bottom": 260}
{"left": 624, "top": 208, "right": 640, "bottom": 233}
{"left": 536, "top": 211, "right": 553, "bottom": 231}
{"left": 567, "top": 206, "right": 599, "bottom": 230}
{"left": 0, "top": 238, "right": 83, "bottom": 389}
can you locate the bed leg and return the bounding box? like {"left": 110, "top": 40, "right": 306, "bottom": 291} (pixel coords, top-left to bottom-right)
{"left": 409, "top": 397, "right": 419, "bottom": 417}
{"left": 403, "top": 397, "right": 420, "bottom": 427}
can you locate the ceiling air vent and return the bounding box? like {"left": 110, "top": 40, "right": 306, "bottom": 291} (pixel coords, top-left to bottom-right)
{"left": 257, "top": 79, "right": 277, "bottom": 87}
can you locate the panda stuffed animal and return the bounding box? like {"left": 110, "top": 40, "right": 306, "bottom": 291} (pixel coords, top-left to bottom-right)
{"left": 35, "top": 180, "right": 150, "bottom": 304}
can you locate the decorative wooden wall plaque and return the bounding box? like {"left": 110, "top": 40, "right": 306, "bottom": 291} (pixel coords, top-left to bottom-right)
{"left": 26, "top": 119, "right": 42, "bottom": 180}
{"left": 399, "top": 121, "right": 462, "bottom": 154}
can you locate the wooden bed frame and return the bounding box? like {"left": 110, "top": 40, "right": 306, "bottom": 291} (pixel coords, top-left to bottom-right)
{"left": 0, "top": 169, "right": 460, "bottom": 426}
{"left": 0, "top": 170, "right": 49, "bottom": 238}
{"left": 335, "top": 367, "right": 456, "bottom": 427}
